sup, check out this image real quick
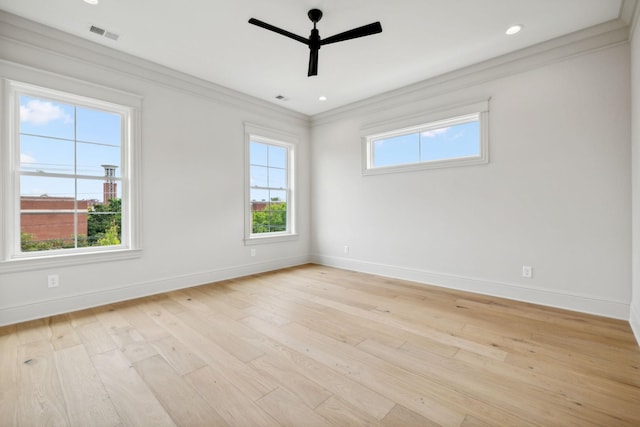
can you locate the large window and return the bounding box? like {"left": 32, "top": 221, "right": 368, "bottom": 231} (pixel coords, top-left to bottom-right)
{"left": 244, "top": 124, "right": 296, "bottom": 244}
{"left": 2, "top": 79, "right": 141, "bottom": 267}
{"left": 363, "top": 100, "right": 489, "bottom": 174}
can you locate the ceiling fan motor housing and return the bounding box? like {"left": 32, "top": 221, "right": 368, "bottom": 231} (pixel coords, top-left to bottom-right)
{"left": 308, "top": 9, "right": 323, "bottom": 24}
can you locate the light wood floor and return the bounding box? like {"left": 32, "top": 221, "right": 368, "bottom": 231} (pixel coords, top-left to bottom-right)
{"left": 1, "top": 264, "right": 639, "bottom": 426}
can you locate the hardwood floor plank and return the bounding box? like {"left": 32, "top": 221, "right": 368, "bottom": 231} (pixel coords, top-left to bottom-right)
{"left": 460, "top": 414, "right": 498, "bottom": 427}
{"left": 256, "top": 274, "right": 508, "bottom": 361}
{"left": 176, "top": 310, "right": 266, "bottom": 363}
{"left": 282, "top": 273, "right": 470, "bottom": 335}
{"left": 47, "top": 314, "right": 82, "bottom": 351}
{"left": 381, "top": 404, "right": 441, "bottom": 427}
{"left": 54, "top": 344, "right": 120, "bottom": 426}
{"left": 359, "top": 338, "right": 597, "bottom": 426}
{"left": 16, "top": 318, "right": 51, "bottom": 344}
{"left": 456, "top": 295, "right": 636, "bottom": 343}
{"left": 17, "top": 340, "right": 69, "bottom": 426}
{"left": 91, "top": 349, "right": 176, "bottom": 427}
{"left": 0, "top": 330, "right": 18, "bottom": 426}
{"left": 242, "top": 315, "right": 396, "bottom": 420}
{"left": 140, "top": 302, "right": 278, "bottom": 401}
{"left": 249, "top": 354, "right": 333, "bottom": 409}
{"left": 67, "top": 308, "right": 98, "bottom": 327}
{"left": 504, "top": 349, "right": 640, "bottom": 411}
{"left": 93, "top": 304, "right": 132, "bottom": 333}
{"left": 198, "top": 284, "right": 260, "bottom": 320}
{"left": 116, "top": 304, "right": 170, "bottom": 342}
{"left": 134, "top": 355, "right": 229, "bottom": 426}
{"left": 151, "top": 335, "right": 207, "bottom": 375}
{"left": 74, "top": 321, "right": 118, "bottom": 355}
{"left": 455, "top": 348, "right": 640, "bottom": 425}
{"left": 256, "top": 387, "right": 333, "bottom": 427}
{"left": 245, "top": 315, "right": 465, "bottom": 425}
{"left": 167, "top": 288, "right": 217, "bottom": 315}
{"left": 184, "top": 366, "right": 278, "bottom": 427}
{"left": 314, "top": 395, "right": 382, "bottom": 426}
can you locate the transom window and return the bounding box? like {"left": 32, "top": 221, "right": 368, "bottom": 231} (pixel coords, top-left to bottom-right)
{"left": 363, "top": 102, "right": 489, "bottom": 174}
{"left": 244, "top": 124, "right": 296, "bottom": 244}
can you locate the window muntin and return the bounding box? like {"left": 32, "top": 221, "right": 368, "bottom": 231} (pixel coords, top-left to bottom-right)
{"left": 364, "top": 107, "right": 488, "bottom": 175}
{"left": 5, "top": 81, "right": 136, "bottom": 259}
{"left": 249, "top": 139, "right": 291, "bottom": 235}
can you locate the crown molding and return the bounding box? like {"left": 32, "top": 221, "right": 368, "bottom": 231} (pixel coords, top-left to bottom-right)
{"left": 0, "top": 11, "right": 310, "bottom": 127}
{"left": 621, "top": 0, "right": 639, "bottom": 27}
{"left": 627, "top": 0, "right": 640, "bottom": 37}
{"left": 311, "top": 19, "right": 630, "bottom": 127}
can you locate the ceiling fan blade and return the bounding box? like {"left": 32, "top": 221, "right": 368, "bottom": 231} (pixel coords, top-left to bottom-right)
{"left": 308, "top": 48, "right": 319, "bottom": 76}
{"left": 248, "top": 18, "right": 309, "bottom": 45}
{"left": 320, "top": 21, "right": 382, "bottom": 46}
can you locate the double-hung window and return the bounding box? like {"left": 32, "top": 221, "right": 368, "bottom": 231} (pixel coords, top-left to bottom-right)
{"left": 2, "top": 78, "right": 141, "bottom": 268}
{"left": 363, "top": 100, "right": 489, "bottom": 174}
{"left": 244, "top": 123, "right": 296, "bottom": 244}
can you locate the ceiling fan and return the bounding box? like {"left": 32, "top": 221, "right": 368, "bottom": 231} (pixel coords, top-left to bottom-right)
{"left": 248, "top": 9, "right": 382, "bottom": 77}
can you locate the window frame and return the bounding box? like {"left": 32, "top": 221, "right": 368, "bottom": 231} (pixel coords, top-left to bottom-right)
{"left": 1, "top": 77, "right": 142, "bottom": 272}
{"left": 244, "top": 123, "right": 297, "bottom": 245}
{"left": 362, "top": 99, "right": 489, "bottom": 175}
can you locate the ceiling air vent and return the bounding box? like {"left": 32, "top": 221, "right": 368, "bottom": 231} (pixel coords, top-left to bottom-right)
{"left": 89, "top": 25, "right": 105, "bottom": 36}
{"left": 104, "top": 31, "right": 119, "bottom": 41}
{"left": 89, "top": 25, "right": 119, "bottom": 41}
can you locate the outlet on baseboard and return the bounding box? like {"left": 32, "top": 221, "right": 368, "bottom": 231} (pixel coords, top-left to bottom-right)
{"left": 522, "top": 265, "right": 533, "bottom": 279}
{"left": 343, "top": 245, "right": 349, "bottom": 254}
{"left": 48, "top": 274, "right": 59, "bottom": 288}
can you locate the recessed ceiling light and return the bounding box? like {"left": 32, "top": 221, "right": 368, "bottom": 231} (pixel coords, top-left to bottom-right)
{"left": 84, "top": 0, "right": 99, "bottom": 4}
{"left": 318, "top": 96, "right": 327, "bottom": 102}
{"left": 506, "top": 25, "right": 523, "bottom": 35}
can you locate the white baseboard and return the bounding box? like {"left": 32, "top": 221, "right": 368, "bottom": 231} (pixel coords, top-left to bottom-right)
{"left": 630, "top": 304, "right": 640, "bottom": 346}
{"left": 0, "top": 255, "right": 310, "bottom": 326}
{"left": 312, "top": 254, "right": 630, "bottom": 320}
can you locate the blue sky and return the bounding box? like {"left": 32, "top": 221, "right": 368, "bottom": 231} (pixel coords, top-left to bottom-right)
{"left": 373, "top": 120, "right": 480, "bottom": 168}
{"left": 249, "top": 141, "right": 287, "bottom": 204}
{"left": 20, "top": 95, "right": 121, "bottom": 200}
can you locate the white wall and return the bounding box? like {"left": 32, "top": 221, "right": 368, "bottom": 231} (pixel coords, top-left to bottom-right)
{"left": 311, "top": 39, "right": 632, "bottom": 319}
{"left": 0, "top": 13, "right": 311, "bottom": 325}
{"left": 631, "top": 7, "right": 640, "bottom": 343}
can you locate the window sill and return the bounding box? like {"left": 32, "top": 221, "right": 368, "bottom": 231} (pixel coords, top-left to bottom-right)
{"left": 0, "top": 248, "right": 143, "bottom": 273}
{"left": 363, "top": 155, "right": 488, "bottom": 175}
{"left": 244, "top": 233, "right": 299, "bottom": 246}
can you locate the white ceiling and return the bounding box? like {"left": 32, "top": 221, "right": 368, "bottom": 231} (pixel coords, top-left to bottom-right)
{"left": 0, "top": 0, "right": 627, "bottom": 115}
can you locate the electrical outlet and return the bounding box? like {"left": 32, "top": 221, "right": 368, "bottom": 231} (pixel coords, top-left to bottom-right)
{"left": 47, "top": 274, "right": 59, "bottom": 288}
{"left": 522, "top": 265, "right": 533, "bottom": 279}
{"left": 250, "top": 248, "right": 256, "bottom": 257}
{"left": 344, "top": 245, "right": 349, "bottom": 254}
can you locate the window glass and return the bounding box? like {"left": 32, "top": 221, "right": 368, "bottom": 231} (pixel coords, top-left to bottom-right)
{"left": 365, "top": 111, "right": 487, "bottom": 174}
{"left": 420, "top": 120, "right": 480, "bottom": 162}
{"left": 373, "top": 133, "right": 420, "bottom": 167}
{"left": 17, "top": 92, "right": 125, "bottom": 253}
{"left": 249, "top": 140, "right": 291, "bottom": 236}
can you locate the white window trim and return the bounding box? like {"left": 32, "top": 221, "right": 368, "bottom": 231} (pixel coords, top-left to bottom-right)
{"left": 0, "top": 76, "right": 142, "bottom": 273}
{"left": 362, "top": 99, "right": 490, "bottom": 175}
{"left": 244, "top": 123, "right": 298, "bottom": 245}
